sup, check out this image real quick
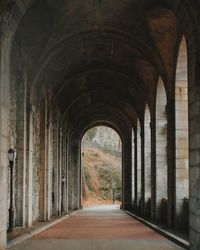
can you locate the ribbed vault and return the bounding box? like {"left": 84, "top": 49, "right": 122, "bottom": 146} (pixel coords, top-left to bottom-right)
{"left": 9, "top": 0, "right": 186, "bottom": 125}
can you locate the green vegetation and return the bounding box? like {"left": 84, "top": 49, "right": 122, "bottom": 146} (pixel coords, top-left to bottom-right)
{"left": 82, "top": 147, "right": 122, "bottom": 205}
{"left": 86, "top": 127, "right": 97, "bottom": 140}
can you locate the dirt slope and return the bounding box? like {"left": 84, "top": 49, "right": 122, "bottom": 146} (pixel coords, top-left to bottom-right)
{"left": 82, "top": 146, "right": 122, "bottom": 207}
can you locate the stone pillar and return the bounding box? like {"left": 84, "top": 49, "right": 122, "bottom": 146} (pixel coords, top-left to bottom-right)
{"left": 0, "top": 43, "right": 11, "bottom": 249}
{"left": 39, "top": 102, "right": 51, "bottom": 221}
{"left": 141, "top": 123, "right": 145, "bottom": 216}
{"left": 150, "top": 119, "right": 156, "bottom": 220}
{"left": 65, "top": 137, "right": 69, "bottom": 213}
{"left": 58, "top": 129, "right": 62, "bottom": 214}
{"left": 134, "top": 132, "right": 138, "bottom": 211}
{"left": 167, "top": 101, "right": 176, "bottom": 228}
{"left": 123, "top": 132, "right": 132, "bottom": 210}
{"left": 189, "top": 53, "right": 200, "bottom": 250}
{"left": 46, "top": 121, "right": 52, "bottom": 220}
{"left": 137, "top": 121, "right": 142, "bottom": 213}
{"left": 52, "top": 113, "right": 59, "bottom": 216}
{"left": 175, "top": 103, "right": 189, "bottom": 228}
{"left": 175, "top": 38, "right": 189, "bottom": 229}
{"left": 144, "top": 107, "right": 151, "bottom": 218}
{"left": 68, "top": 137, "right": 81, "bottom": 211}
{"left": 155, "top": 78, "right": 168, "bottom": 222}
{"left": 15, "top": 79, "right": 27, "bottom": 227}
{"left": 0, "top": 76, "right": 9, "bottom": 250}
{"left": 57, "top": 129, "right": 62, "bottom": 214}
{"left": 25, "top": 106, "right": 34, "bottom": 227}
{"left": 61, "top": 130, "right": 68, "bottom": 213}
{"left": 131, "top": 130, "right": 135, "bottom": 208}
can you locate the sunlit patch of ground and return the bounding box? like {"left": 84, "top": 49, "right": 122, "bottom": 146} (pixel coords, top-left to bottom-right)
{"left": 82, "top": 194, "right": 121, "bottom": 208}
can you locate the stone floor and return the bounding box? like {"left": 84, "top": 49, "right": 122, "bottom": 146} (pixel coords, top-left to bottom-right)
{"left": 8, "top": 205, "right": 184, "bottom": 250}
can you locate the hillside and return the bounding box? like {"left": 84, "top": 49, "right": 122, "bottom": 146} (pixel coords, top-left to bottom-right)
{"left": 82, "top": 146, "right": 122, "bottom": 207}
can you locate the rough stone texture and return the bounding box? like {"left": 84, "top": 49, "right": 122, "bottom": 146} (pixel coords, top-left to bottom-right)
{"left": 144, "top": 106, "right": 151, "bottom": 205}
{"left": 131, "top": 131, "right": 135, "bottom": 207}
{"left": 8, "top": 76, "right": 17, "bottom": 227}
{"left": 137, "top": 121, "right": 141, "bottom": 209}
{"left": 32, "top": 110, "right": 41, "bottom": 222}
{"left": 155, "top": 78, "right": 168, "bottom": 220}
{"left": 175, "top": 38, "right": 189, "bottom": 229}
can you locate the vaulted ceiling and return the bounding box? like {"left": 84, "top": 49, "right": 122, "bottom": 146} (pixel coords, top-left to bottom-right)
{"left": 9, "top": 0, "right": 194, "bottom": 131}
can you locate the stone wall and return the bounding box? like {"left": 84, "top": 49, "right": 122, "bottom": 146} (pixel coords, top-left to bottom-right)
{"left": 8, "top": 76, "right": 17, "bottom": 227}
{"left": 32, "top": 110, "right": 41, "bottom": 222}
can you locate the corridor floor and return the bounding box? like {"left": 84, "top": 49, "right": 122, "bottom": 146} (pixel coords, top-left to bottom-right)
{"left": 8, "top": 205, "right": 184, "bottom": 250}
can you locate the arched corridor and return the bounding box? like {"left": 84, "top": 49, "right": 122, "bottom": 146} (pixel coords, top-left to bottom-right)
{"left": 0, "top": 1, "right": 200, "bottom": 249}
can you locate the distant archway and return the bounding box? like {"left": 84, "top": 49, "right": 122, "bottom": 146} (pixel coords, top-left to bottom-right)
{"left": 81, "top": 126, "right": 122, "bottom": 208}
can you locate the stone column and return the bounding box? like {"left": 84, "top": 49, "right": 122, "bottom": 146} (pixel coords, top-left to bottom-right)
{"left": 52, "top": 113, "right": 59, "bottom": 216}
{"left": 68, "top": 137, "right": 81, "bottom": 210}
{"left": 150, "top": 119, "right": 156, "bottom": 220}
{"left": 25, "top": 106, "right": 34, "bottom": 227}
{"left": 131, "top": 130, "right": 135, "bottom": 208}
{"left": 65, "top": 138, "right": 69, "bottom": 213}
{"left": 167, "top": 101, "right": 176, "bottom": 228}
{"left": 123, "top": 131, "right": 132, "bottom": 210}
{"left": 39, "top": 102, "right": 50, "bottom": 221}
{"left": 46, "top": 121, "right": 52, "bottom": 220}
{"left": 144, "top": 109, "right": 151, "bottom": 218}
{"left": 58, "top": 129, "right": 62, "bottom": 214}
{"left": 62, "top": 130, "right": 68, "bottom": 213}
{"left": 15, "top": 79, "right": 27, "bottom": 227}
{"left": 137, "top": 121, "right": 142, "bottom": 213}
{"left": 141, "top": 123, "right": 145, "bottom": 216}
{"left": 189, "top": 53, "right": 200, "bottom": 250}
{"left": 134, "top": 132, "right": 138, "bottom": 212}
{"left": 155, "top": 78, "right": 168, "bottom": 222}
{"left": 0, "top": 62, "right": 10, "bottom": 250}
{"left": 175, "top": 39, "right": 189, "bottom": 229}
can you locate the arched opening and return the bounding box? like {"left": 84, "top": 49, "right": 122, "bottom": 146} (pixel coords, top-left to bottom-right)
{"left": 81, "top": 126, "right": 122, "bottom": 208}
{"left": 156, "top": 77, "right": 168, "bottom": 222}
{"left": 144, "top": 104, "right": 151, "bottom": 217}
{"left": 175, "top": 37, "right": 189, "bottom": 231}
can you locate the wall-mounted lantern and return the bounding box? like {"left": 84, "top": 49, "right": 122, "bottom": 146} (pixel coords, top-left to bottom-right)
{"left": 8, "top": 149, "right": 17, "bottom": 231}
{"left": 61, "top": 176, "right": 66, "bottom": 213}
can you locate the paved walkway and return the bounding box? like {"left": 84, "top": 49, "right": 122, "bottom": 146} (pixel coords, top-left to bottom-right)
{"left": 8, "top": 205, "right": 184, "bottom": 250}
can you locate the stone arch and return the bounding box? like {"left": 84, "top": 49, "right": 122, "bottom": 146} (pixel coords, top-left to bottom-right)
{"left": 67, "top": 108, "right": 133, "bottom": 211}
{"left": 155, "top": 77, "right": 168, "bottom": 221}
{"left": 80, "top": 123, "right": 123, "bottom": 206}
{"left": 175, "top": 36, "right": 189, "bottom": 230}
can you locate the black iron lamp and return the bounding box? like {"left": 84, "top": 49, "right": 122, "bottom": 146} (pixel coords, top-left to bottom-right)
{"left": 8, "top": 149, "right": 17, "bottom": 163}
{"left": 61, "top": 176, "right": 66, "bottom": 213}
{"left": 8, "top": 149, "right": 17, "bottom": 231}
